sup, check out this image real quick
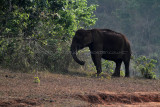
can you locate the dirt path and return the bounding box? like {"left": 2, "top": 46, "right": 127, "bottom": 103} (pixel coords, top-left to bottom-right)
{"left": 0, "top": 70, "right": 160, "bottom": 106}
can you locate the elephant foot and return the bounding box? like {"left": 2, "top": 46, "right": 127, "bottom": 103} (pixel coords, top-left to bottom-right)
{"left": 96, "top": 72, "right": 102, "bottom": 76}
{"left": 125, "top": 75, "right": 130, "bottom": 77}
{"left": 112, "top": 73, "right": 120, "bottom": 77}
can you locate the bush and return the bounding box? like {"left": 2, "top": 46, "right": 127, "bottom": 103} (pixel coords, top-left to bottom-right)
{"left": 102, "top": 60, "right": 114, "bottom": 75}
{"left": 134, "top": 56, "right": 157, "bottom": 79}
{"left": 0, "top": 0, "right": 97, "bottom": 72}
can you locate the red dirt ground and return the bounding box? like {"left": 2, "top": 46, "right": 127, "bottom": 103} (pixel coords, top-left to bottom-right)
{"left": 76, "top": 92, "right": 160, "bottom": 106}
{"left": 1, "top": 69, "right": 160, "bottom": 106}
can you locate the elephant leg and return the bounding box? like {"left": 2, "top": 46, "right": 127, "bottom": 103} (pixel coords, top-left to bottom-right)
{"left": 91, "top": 53, "right": 102, "bottom": 75}
{"left": 124, "top": 60, "right": 130, "bottom": 77}
{"left": 91, "top": 53, "right": 97, "bottom": 66}
{"left": 112, "top": 60, "right": 122, "bottom": 77}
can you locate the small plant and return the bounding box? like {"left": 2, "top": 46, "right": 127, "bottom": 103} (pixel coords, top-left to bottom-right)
{"left": 34, "top": 76, "right": 40, "bottom": 83}
{"left": 102, "top": 60, "right": 114, "bottom": 75}
{"left": 134, "top": 56, "right": 157, "bottom": 79}
{"left": 106, "top": 75, "right": 111, "bottom": 79}
{"left": 120, "top": 70, "right": 125, "bottom": 77}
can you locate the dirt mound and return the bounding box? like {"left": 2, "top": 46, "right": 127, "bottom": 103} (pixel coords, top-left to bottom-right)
{"left": 0, "top": 99, "right": 40, "bottom": 107}
{"left": 76, "top": 92, "right": 160, "bottom": 105}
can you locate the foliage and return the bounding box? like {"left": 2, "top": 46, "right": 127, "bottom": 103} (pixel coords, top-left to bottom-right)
{"left": 134, "top": 56, "right": 157, "bottom": 79}
{"left": 102, "top": 60, "right": 125, "bottom": 77}
{"left": 120, "top": 71, "right": 125, "bottom": 77}
{"left": 102, "top": 60, "right": 114, "bottom": 75}
{"left": 0, "top": 0, "right": 97, "bottom": 71}
{"left": 34, "top": 76, "right": 40, "bottom": 83}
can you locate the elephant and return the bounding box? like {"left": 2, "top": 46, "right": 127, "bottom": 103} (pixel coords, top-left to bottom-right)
{"left": 70, "top": 29, "right": 131, "bottom": 77}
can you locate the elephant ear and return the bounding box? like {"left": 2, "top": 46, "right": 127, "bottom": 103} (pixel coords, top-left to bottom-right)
{"left": 76, "top": 29, "right": 86, "bottom": 36}
{"left": 83, "top": 30, "right": 93, "bottom": 45}
{"left": 76, "top": 29, "right": 93, "bottom": 46}
{"left": 90, "top": 29, "right": 101, "bottom": 43}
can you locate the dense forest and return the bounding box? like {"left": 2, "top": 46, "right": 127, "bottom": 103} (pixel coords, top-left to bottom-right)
{"left": 89, "top": 0, "right": 160, "bottom": 57}
{"left": 0, "top": 0, "right": 160, "bottom": 79}
{"left": 89, "top": 0, "right": 160, "bottom": 77}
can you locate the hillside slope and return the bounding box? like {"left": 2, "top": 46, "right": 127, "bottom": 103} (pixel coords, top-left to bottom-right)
{"left": 0, "top": 70, "right": 160, "bottom": 106}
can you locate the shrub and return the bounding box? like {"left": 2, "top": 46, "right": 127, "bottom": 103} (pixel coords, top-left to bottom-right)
{"left": 34, "top": 76, "right": 40, "bottom": 83}
{"left": 134, "top": 56, "right": 157, "bottom": 79}
{"left": 0, "top": 0, "right": 97, "bottom": 72}
{"left": 102, "top": 60, "right": 114, "bottom": 75}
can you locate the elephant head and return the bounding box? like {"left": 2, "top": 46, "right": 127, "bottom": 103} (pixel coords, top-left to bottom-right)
{"left": 71, "top": 29, "right": 92, "bottom": 65}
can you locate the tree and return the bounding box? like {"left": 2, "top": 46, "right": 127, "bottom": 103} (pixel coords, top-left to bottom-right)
{"left": 0, "top": 0, "right": 97, "bottom": 71}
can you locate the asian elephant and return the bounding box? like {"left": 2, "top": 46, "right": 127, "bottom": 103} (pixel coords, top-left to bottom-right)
{"left": 70, "top": 29, "right": 131, "bottom": 77}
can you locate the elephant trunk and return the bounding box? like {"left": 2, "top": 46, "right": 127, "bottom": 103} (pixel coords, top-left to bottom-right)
{"left": 71, "top": 45, "right": 85, "bottom": 65}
